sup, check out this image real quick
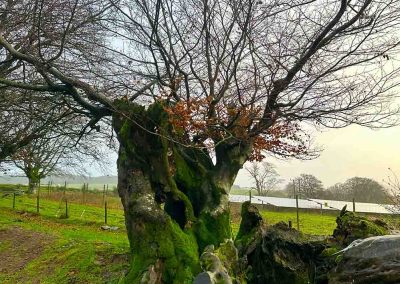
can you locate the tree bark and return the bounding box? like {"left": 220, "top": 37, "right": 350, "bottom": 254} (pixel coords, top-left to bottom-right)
{"left": 112, "top": 101, "right": 251, "bottom": 283}
{"left": 26, "top": 168, "right": 40, "bottom": 194}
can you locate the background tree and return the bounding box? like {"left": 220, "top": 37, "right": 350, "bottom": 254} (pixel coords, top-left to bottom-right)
{"left": 346, "top": 177, "right": 387, "bottom": 203}
{"left": 384, "top": 169, "right": 400, "bottom": 213}
{"left": 245, "top": 161, "right": 282, "bottom": 196}
{"left": 2, "top": 0, "right": 400, "bottom": 282}
{"left": 12, "top": 140, "right": 60, "bottom": 193}
{"left": 288, "top": 174, "right": 324, "bottom": 198}
{"left": 328, "top": 177, "right": 387, "bottom": 203}
{"left": 327, "top": 182, "right": 349, "bottom": 201}
{"left": 284, "top": 181, "right": 296, "bottom": 198}
{"left": 8, "top": 130, "right": 107, "bottom": 193}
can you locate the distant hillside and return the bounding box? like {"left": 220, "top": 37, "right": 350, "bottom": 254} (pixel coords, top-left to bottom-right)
{"left": 0, "top": 175, "right": 118, "bottom": 186}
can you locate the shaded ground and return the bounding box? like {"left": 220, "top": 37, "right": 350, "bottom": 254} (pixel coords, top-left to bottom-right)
{"left": 0, "top": 226, "right": 54, "bottom": 275}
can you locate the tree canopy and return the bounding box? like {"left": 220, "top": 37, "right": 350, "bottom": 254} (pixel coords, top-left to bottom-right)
{"left": 1, "top": 0, "right": 400, "bottom": 161}
{"left": 327, "top": 177, "right": 387, "bottom": 203}
{"left": 285, "top": 174, "right": 324, "bottom": 198}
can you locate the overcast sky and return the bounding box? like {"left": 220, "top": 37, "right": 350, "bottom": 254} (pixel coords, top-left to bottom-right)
{"left": 97, "top": 123, "right": 400, "bottom": 190}
{"left": 236, "top": 124, "right": 400, "bottom": 189}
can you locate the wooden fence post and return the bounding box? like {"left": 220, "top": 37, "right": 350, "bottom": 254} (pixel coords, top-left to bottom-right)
{"left": 352, "top": 198, "right": 355, "bottom": 212}
{"left": 104, "top": 201, "right": 108, "bottom": 224}
{"left": 13, "top": 193, "right": 16, "bottom": 209}
{"left": 64, "top": 181, "right": 67, "bottom": 199}
{"left": 65, "top": 199, "right": 69, "bottom": 218}
{"left": 82, "top": 183, "right": 86, "bottom": 204}
{"left": 296, "top": 194, "right": 300, "bottom": 231}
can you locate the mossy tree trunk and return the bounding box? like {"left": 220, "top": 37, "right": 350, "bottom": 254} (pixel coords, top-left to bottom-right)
{"left": 112, "top": 101, "right": 251, "bottom": 283}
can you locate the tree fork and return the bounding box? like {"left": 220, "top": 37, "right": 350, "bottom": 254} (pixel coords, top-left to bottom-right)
{"left": 112, "top": 101, "right": 250, "bottom": 282}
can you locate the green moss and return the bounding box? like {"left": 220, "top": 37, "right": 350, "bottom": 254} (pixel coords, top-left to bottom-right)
{"left": 320, "top": 247, "right": 339, "bottom": 257}
{"left": 195, "top": 210, "right": 232, "bottom": 253}
{"left": 200, "top": 252, "right": 222, "bottom": 271}
{"left": 215, "top": 239, "right": 239, "bottom": 278}
{"left": 174, "top": 151, "right": 203, "bottom": 191}
{"left": 123, "top": 218, "right": 200, "bottom": 284}
{"left": 235, "top": 202, "right": 264, "bottom": 250}
{"left": 335, "top": 254, "right": 343, "bottom": 264}
{"left": 334, "top": 212, "right": 388, "bottom": 245}
{"left": 235, "top": 226, "right": 259, "bottom": 252}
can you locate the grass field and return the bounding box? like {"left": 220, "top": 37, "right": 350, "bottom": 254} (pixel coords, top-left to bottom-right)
{"left": 0, "top": 185, "right": 388, "bottom": 283}
{"left": 229, "top": 202, "right": 338, "bottom": 236}
{"left": 0, "top": 188, "right": 129, "bottom": 283}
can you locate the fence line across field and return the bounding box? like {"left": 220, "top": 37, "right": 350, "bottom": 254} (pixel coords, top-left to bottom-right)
{"left": 0, "top": 183, "right": 124, "bottom": 226}
{"left": 229, "top": 194, "right": 397, "bottom": 214}
{"left": 1, "top": 184, "right": 398, "bottom": 233}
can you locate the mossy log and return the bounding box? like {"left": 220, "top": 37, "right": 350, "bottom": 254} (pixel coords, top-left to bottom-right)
{"left": 333, "top": 209, "right": 388, "bottom": 246}
{"left": 235, "top": 202, "right": 327, "bottom": 284}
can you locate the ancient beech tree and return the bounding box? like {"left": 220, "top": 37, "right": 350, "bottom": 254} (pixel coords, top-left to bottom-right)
{"left": 2, "top": 0, "right": 400, "bottom": 282}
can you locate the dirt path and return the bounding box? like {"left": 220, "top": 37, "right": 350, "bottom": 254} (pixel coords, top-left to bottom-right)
{"left": 0, "top": 226, "right": 54, "bottom": 274}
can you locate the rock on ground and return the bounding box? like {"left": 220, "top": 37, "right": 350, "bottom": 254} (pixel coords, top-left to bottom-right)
{"left": 329, "top": 235, "right": 400, "bottom": 284}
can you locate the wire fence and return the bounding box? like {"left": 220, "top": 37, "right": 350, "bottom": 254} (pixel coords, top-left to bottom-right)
{"left": 3, "top": 184, "right": 396, "bottom": 235}
{"left": 230, "top": 193, "right": 396, "bottom": 214}
{"left": 0, "top": 183, "right": 125, "bottom": 228}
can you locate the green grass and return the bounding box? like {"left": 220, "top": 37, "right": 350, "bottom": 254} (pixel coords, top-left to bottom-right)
{"left": 230, "top": 205, "right": 338, "bottom": 237}
{"left": 260, "top": 210, "right": 337, "bottom": 235}
{"left": 0, "top": 191, "right": 129, "bottom": 283}
{"left": 0, "top": 194, "right": 125, "bottom": 228}
{"left": 0, "top": 209, "right": 130, "bottom": 283}
{"left": 0, "top": 183, "right": 28, "bottom": 191}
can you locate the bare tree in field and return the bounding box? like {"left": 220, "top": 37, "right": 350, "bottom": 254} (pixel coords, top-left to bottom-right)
{"left": 245, "top": 162, "right": 282, "bottom": 196}
{"left": 293, "top": 174, "right": 324, "bottom": 198}
{"left": 348, "top": 177, "right": 387, "bottom": 202}
{"left": 9, "top": 129, "right": 107, "bottom": 193}
{"left": 2, "top": 0, "right": 400, "bottom": 281}
{"left": 11, "top": 138, "right": 64, "bottom": 193}
{"left": 383, "top": 169, "right": 400, "bottom": 213}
